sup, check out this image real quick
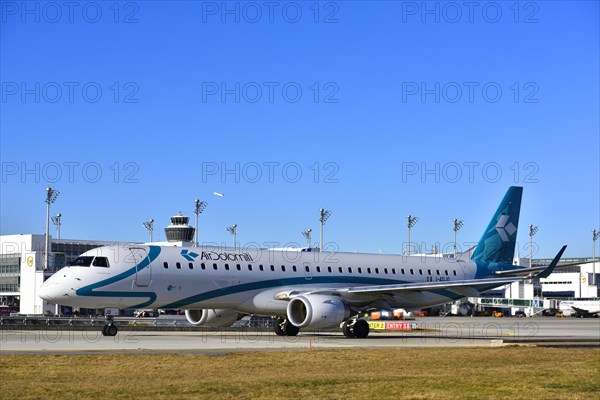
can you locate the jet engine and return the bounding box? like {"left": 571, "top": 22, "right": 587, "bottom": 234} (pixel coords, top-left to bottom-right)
{"left": 287, "top": 295, "right": 350, "bottom": 329}
{"left": 185, "top": 309, "right": 241, "bottom": 327}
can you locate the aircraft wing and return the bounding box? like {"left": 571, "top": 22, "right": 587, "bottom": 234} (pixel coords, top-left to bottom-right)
{"left": 342, "top": 277, "right": 520, "bottom": 296}
{"left": 494, "top": 245, "right": 570, "bottom": 277}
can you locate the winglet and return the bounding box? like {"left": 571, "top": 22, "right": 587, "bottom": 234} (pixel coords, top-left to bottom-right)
{"left": 536, "top": 245, "right": 567, "bottom": 278}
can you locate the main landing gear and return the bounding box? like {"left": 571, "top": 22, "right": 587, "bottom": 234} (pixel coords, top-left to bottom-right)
{"left": 273, "top": 317, "right": 300, "bottom": 336}
{"left": 341, "top": 317, "right": 370, "bottom": 338}
{"left": 101, "top": 316, "right": 118, "bottom": 336}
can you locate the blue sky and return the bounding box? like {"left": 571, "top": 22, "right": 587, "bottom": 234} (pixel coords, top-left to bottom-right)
{"left": 1, "top": 1, "right": 598, "bottom": 258}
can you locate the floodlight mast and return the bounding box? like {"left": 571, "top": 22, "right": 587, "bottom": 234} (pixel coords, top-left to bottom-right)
{"left": 453, "top": 219, "right": 464, "bottom": 257}
{"left": 143, "top": 219, "right": 154, "bottom": 242}
{"left": 529, "top": 224, "right": 539, "bottom": 268}
{"left": 302, "top": 229, "right": 312, "bottom": 248}
{"left": 51, "top": 213, "right": 62, "bottom": 240}
{"left": 407, "top": 214, "right": 418, "bottom": 256}
{"left": 194, "top": 199, "right": 207, "bottom": 247}
{"left": 44, "top": 187, "right": 59, "bottom": 271}
{"left": 227, "top": 224, "right": 237, "bottom": 248}
{"left": 319, "top": 209, "right": 332, "bottom": 251}
{"left": 592, "top": 229, "right": 600, "bottom": 286}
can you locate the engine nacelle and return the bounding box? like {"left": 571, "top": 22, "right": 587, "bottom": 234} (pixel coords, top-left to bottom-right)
{"left": 287, "top": 295, "right": 350, "bottom": 329}
{"left": 185, "top": 309, "right": 241, "bottom": 328}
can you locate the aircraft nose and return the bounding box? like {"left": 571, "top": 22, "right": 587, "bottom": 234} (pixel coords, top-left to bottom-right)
{"left": 38, "top": 280, "right": 61, "bottom": 302}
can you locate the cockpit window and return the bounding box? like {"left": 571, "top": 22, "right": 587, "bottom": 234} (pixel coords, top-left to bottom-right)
{"left": 93, "top": 257, "right": 109, "bottom": 268}
{"left": 68, "top": 256, "right": 94, "bottom": 267}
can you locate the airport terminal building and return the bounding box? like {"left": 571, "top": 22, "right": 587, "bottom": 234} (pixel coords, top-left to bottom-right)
{"left": 1, "top": 228, "right": 598, "bottom": 315}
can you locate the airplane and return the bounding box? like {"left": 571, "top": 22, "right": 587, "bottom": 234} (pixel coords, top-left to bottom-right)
{"left": 558, "top": 298, "right": 600, "bottom": 318}
{"left": 39, "top": 186, "right": 567, "bottom": 338}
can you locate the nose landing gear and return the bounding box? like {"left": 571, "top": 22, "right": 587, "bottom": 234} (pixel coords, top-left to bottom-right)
{"left": 101, "top": 316, "right": 118, "bottom": 336}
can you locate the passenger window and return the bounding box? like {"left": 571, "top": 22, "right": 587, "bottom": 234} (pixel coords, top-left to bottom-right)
{"left": 305, "top": 266, "right": 310, "bottom": 272}
{"left": 348, "top": 267, "right": 352, "bottom": 273}
{"left": 213, "top": 263, "right": 218, "bottom": 270}
{"left": 163, "top": 262, "right": 169, "bottom": 269}
{"left": 384, "top": 268, "right": 388, "bottom": 274}
{"left": 316, "top": 266, "right": 321, "bottom": 273}
{"left": 375, "top": 268, "right": 379, "bottom": 274}
{"left": 293, "top": 266, "right": 297, "bottom": 272}
{"left": 401, "top": 269, "right": 405, "bottom": 274}
{"left": 237, "top": 264, "right": 241, "bottom": 271}
{"left": 410, "top": 269, "right": 414, "bottom": 275}
{"left": 189, "top": 263, "right": 194, "bottom": 270}
{"left": 270, "top": 265, "right": 275, "bottom": 271}
{"left": 445, "top": 270, "right": 449, "bottom": 276}
{"left": 338, "top": 267, "right": 343, "bottom": 273}
{"left": 392, "top": 268, "right": 396, "bottom": 274}
{"left": 453, "top": 270, "right": 457, "bottom": 276}
{"left": 358, "top": 267, "right": 362, "bottom": 274}
{"left": 225, "top": 263, "right": 230, "bottom": 270}
{"left": 281, "top": 265, "right": 286, "bottom": 272}
{"left": 367, "top": 268, "right": 371, "bottom": 274}
{"left": 176, "top": 262, "right": 181, "bottom": 269}
{"left": 428, "top": 269, "right": 431, "bottom": 275}
{"left": 419, "top": 269, "right": 423, "bottom": 275}
{"left": 436, "top": 270, "right": 440, "bottom": 275}
{"left": 201, "top": 263, "right": 206, "bottom": 270}
{"left": 259, "top": 265, "right": 264, "bottom": 271}
{"left": 93, "top": 257, "right": 109, "bottom": 268}
{"left": 248, "top": 264, "right": 253, "bottom": 271}
{"left": 327, "top": 266, "right": 332, "bottom": 273}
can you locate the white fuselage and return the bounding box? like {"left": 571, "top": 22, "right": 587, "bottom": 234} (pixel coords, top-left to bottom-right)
{"left": 40, "top": 244, "right": 479, "bottom": 315}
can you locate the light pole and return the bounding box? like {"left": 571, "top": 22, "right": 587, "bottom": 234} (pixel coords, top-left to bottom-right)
{"left": 529, "top": 224, "right": 539, "bottom": 268}
{"left": 592, "top": 229, "right": 599, "bottom": 286}
{"left": 143, "top": 219, "right": 154, "bottom": 242}
{"left": 319, "top": 208, "right": 332, "bottom": 251}
{"left": 51, "top": 213, "right": 62, "bottom": 240}
{"left": 407, "top": 214, "right": 418, "bottom": 256}
{"left": 453, "top": 218, "right": 464, "bottom": 257}
{"left": 227, "top": 224, "right": 237, "bottom": 248}
{"left": 302, "top": 229, "right": 312, "bottom": 248}
{"left": 194, "top": 199, "right": 208, "bottom": 247}
{"left": 44, "top": 187, "right": 59, "bottom": 271}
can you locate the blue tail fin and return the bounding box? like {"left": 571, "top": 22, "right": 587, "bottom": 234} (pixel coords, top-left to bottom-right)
{"left": 472, "top": 186, "right": 523, "bottom": 265}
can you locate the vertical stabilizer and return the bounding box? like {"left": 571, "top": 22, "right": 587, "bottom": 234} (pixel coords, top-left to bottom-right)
{"left": 472, "top": 186, "right": 523, "bottom": 265}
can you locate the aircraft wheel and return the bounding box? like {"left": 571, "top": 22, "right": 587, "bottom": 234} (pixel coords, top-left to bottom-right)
{"left": 353, "top": 319, "right": 370, "bottom": 339}
{"left": 107, "top": 324, "right": 118, "bottom": 336}
{"left": 342, "top": 321, "right": 355, "bottom": 338}
{"left": 273, "top": 318, "right": 286, "bottom": 336}
{"left": 284, "top": 321, "right": 300, "bottom": 336}
{"left": 101, "top": 325, "right": 109, "bottom": 336}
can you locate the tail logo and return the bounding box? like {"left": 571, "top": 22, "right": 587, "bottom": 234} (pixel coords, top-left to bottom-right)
{"left": 495, "top": 215, "right": 516, "bottom": 242}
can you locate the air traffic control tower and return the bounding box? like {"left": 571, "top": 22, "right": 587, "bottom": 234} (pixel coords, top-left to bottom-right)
{"left": 164, "top": 212, "right": 195, "bottom": 243}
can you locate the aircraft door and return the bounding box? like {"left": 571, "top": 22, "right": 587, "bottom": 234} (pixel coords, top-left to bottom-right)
{"left": 304, "top": 262, "right": 312, "bottom": 280}
{"left": 129, "top": 247, "right": 152, "bottom": 287}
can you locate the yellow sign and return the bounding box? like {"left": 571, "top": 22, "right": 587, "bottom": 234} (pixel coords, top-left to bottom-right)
{"left": 580, "top": 275, "right": 586, "bottom": 283}
{"left": 368, "top": 321, "right": 386, "bottom": 330}
{"left": 26, "top": 256, "right": 34, "bottom": 267}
